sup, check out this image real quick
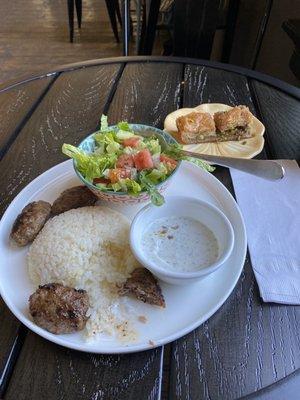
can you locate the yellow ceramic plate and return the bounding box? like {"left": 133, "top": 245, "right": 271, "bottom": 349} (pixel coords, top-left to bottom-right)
{"left": 164, "top": 103, "right": 265, "bottom": 159}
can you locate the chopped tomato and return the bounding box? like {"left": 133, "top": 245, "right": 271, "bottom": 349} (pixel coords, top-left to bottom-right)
{"left": 123, "top": 137, "right": 140, "bottom": 147}
{"left": 116, "top": 154, "right": 134, "bottom": 168}
{"left": 133, "top": 149, "right": 154, "bottom": 171}
{"left": 160, "top": 154, "right": 177, "bottom": 170}
{"left": 108, "top": 168, "right": 131, "bottom": 183}
{"left": 93, "top": 177, "right": 110, "bottom": 185}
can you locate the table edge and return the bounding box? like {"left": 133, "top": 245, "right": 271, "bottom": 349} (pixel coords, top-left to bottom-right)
{"left": 0, "top": 56, "right": 299, "bottom": 99}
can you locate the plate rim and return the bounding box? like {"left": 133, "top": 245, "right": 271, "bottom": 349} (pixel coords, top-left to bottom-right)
{"left": 0, "top": 160, "right": 247, "bottom": 354}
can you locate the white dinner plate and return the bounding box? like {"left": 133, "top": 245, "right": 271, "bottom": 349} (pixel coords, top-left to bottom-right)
{"left": 0, "top": 160, "right": 247, "bottom": 354}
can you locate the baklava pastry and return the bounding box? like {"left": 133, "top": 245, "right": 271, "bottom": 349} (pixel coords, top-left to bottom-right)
{"left": 214, "top": 105, "right": 253, "bottom": 141}
{"left": 176, "top": 111, "right": 216, "bottom": 144}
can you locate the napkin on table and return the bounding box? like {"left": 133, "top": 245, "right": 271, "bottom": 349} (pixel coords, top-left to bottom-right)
{"left": 230, "top": 160, "right": 300, "bottom": 304}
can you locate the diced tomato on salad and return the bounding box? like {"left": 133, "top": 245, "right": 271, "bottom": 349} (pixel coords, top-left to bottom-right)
{"left": 116, "top": 154, "right": 135, "bottom": 168}
{"left": 133, "top": 149, "right": 154, "bottom": 171}
{"left": 109, "top": 168, "right": 132, "bottom": 183}
{"left": 160, "top": 154, "right": 177, "bottom": 171}
{"left": 123, "top": 137, "right": 140, "bottom": 147}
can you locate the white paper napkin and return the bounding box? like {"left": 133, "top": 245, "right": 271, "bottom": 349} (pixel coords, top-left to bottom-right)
{"left": 230, "top": 160, "right": 300, "bottom": 304}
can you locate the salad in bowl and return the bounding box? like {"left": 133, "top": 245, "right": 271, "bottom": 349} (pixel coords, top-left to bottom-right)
{"left": 62, "top": 116, "right": 214, "bottom": 205}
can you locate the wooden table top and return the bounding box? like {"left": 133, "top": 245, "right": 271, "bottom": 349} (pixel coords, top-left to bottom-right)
{"left": 0, "top": 56, "right": 300, "bottom": 400}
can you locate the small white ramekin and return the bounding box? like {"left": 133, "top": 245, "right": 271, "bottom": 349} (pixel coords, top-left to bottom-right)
{"left": 130, "top": 195, "right": 234, "bottom": 285}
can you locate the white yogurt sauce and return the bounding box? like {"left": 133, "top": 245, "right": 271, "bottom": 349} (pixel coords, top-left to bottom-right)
{"left": 141, "top": 216, "right": 219, "bottom": 272}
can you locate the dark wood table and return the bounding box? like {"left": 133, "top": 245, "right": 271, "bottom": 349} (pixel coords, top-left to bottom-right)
{"left": 0, "top": 56, "right": 300, "bottom": 400}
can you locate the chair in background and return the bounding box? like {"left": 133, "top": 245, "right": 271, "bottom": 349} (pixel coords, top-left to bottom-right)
{"left": 282, "top": 19, "right": 300, "bottom": 81}
{"left": 138, "top": 0, "right": 240, "bottom": 62}
{"left": 67, "top": 0, "right": 122, "bottom": 43}
{"left": 122, "top": 0, "right": 146, "bottom": 56}
{"left": 67, "top": 0, "right": 82, "bottom": 43}
{"left": 172, "top": 0, "right": 220, "bottom": 59}
{"left": 131, "top": 0, "right": 146, "bottom": 53}
{"left": 138, "top": 0, "right": 161, "bottom": 55}
{"left": 137, "top": 0, "right": 174, "bottom": 56}
{"left": 105, "top": 0, "right": 122, "bottom": 43}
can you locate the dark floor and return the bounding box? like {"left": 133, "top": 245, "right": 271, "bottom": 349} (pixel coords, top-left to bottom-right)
{"left": 1, "top": 0, "right": 298, "bottom": 88}
{"left": 0, "top": 0, "right": 156, "bottom": 85}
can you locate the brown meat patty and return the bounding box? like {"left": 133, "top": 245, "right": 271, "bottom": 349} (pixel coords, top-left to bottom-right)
{"left": 29, "top": 283, "right": 90, "bottom": 334}
{"left": 10, "top": 201, "right": 51, "bottom": 246}
{"left": 118, "top": 268, "right": 165, "bottom": 308}
{"left": 51, "top": 186, "right": 97, "bottom": 215}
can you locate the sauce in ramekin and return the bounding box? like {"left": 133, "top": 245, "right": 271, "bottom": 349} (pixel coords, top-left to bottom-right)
{"left": 141, "top": 216, "right": 219, "bottom": 272}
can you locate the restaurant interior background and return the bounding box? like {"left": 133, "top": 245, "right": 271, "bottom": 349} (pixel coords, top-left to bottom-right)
{"left": 1, "top": 1, "right": 300, "bottom": 400}
{"left": 0, "top": 0, "right": 299, "bottom": 87}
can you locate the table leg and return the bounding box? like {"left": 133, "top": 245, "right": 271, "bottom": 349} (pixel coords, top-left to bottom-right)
{"left": 115, "top": 0, "right": 123, "bottom": 25}
{"left": 135, "top": 0, "right": 142, "bottom": 54}
{"left": 138, "top": 0, "right": 161, "bottom": 55}
{"left": 75, "top": 0, "right": 82, "bottom": 29}
{"left": 67, "top": 0, "right": 74, "bottom": 43}
{"left": 122, "top": 0, "right": 130, "bottom": 55}
{"left": 105, "top": 0, "right": 120, "bottom": 42}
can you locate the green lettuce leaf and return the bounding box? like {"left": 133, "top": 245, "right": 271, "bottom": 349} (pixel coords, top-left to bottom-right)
{"left": 93, "top": 144, "right": 105, "bottom": 155}
{"left": 148, "top": 186, "right": 165, "bottom": 206}
{"left": 111, "top": 182, "right": 122, "bottom": 192}
{"left": 117, "top": 121, "right": 131, "bottom": 132}
{"left": 139, "top": 171, "right": 165, "bottom": 206}
{"left": 100, "top": 114, "right": 108, "bottom": 132}
{"left": 163, "top": 142, "right": 183, "bottom": 159}
{"left": 184, "top": 157, "right": 215, "bottom": 172}
{"left": 116, "top": 130, "right": 135, "bottom": 140}
{"left": 106, "top": 141, "right": 121, "bottom": 154}
{"left": 144, "top": 138, "right": 161, "bottom": 154}
{"left": 94, "top": 131, "right": 118, "bottom": 146}
{"left": 144, "top": 163, "right": 168, "bottom": 184}
{"left": 62, "top": 143, "right": 90, "bottom": 169}
{"left": 121, "top": 178, "right": 142, "bottom": 195}
{"left": 94, "top": 131, "right": 122, "bottom": 156}
{"left": 100, "top": 115, "right": 108, "bottom": 131}
{"left": 164, "top": 142, "right": 215, "bottom": 172}
{"left": 62, "top": 143, "right": 117, "bottom": 182}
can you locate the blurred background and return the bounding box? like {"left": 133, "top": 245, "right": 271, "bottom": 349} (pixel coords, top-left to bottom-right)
{"left": 0, "top": 0, "right": 299, "bottom": 86}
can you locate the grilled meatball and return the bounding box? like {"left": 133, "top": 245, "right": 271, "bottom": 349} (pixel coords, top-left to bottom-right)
{"left": 10, "top": 201, "right": 51, "bottom": 246}
{"left": 118, "top": 268, "right": 165, "bottom": 308}
{"left": 51, "top": 186, "right": 97, "bottom": 215}
{"left": 29, "top": 283, "right": 89, "bottom": 334}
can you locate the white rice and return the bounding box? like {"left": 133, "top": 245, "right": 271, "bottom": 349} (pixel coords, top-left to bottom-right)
{"left": 27, "top": 206, "right": 140, "bottom": 340}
